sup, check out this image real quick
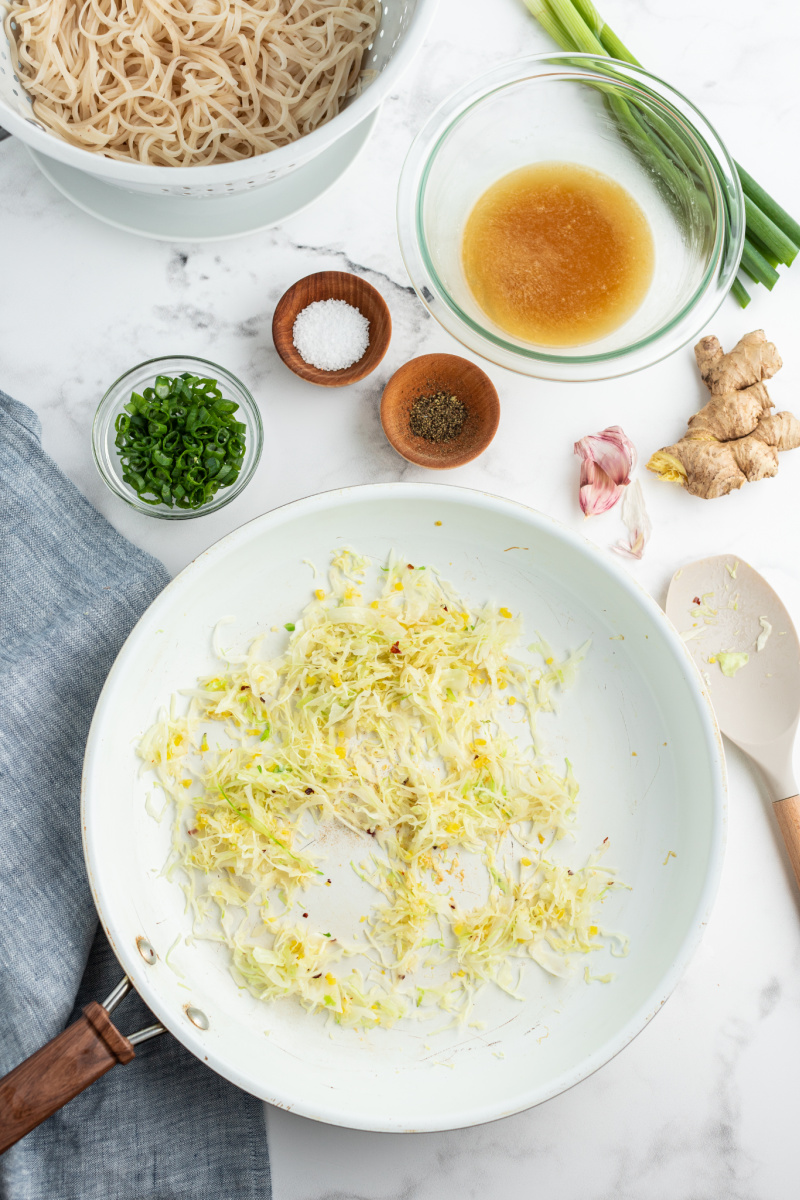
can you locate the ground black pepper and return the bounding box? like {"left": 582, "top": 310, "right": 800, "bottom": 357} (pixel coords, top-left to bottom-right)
{"left": 408, "top": 390, "right": 467, "bottom": 443}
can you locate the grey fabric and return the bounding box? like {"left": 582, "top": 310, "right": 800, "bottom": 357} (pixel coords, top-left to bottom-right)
{"left": 0, "top": 392, "right": 270, "bottom": 1200}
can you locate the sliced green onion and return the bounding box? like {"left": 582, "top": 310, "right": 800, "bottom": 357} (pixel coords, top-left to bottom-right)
{"left": 113, "top": 371, "right": 246, "bottom": 511}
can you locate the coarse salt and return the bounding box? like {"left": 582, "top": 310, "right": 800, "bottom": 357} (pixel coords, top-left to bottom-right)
{"left": 292, "top": 299, "right": 370, "bottom": 371}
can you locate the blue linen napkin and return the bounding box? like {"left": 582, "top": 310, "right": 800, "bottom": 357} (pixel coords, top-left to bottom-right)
{"left": 0, "top": 392, "right": 270, "bottom": 1200}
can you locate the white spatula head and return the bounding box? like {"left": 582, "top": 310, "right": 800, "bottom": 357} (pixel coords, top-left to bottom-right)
{"left": 666, "top": 556, "right": 800, "bottom": 799}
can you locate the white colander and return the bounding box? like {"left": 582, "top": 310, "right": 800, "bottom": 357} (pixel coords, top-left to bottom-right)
{"left": 0, "top": 0, "right": 436, "bottom": 197}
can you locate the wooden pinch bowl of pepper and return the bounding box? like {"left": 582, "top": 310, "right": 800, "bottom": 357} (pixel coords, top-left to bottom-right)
{"left": 272, "top": 271, "right": 392, "bottom": 387}
{"left": 380, "top": 353, "right": 500, "bottom": 469}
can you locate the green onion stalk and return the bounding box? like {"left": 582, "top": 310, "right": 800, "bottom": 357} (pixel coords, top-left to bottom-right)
{"left": 523, "top": 0, "right": 799, "bottom": 307}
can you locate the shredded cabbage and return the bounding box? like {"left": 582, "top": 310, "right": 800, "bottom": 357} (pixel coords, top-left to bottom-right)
{"left": 139, "top": 549, "right": 621, "bottom": 1030}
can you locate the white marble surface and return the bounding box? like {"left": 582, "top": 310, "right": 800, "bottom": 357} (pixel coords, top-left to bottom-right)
{"left": 2, "top": 0, "right": 800, "bottom": 1194}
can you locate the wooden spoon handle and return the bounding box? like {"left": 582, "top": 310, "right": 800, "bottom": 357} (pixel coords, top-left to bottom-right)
{"left": 773, "top": 795, "right": 800, "bottom": 890}
{"left": 0, "top": 1002, "right": 134, "bottom": 1155}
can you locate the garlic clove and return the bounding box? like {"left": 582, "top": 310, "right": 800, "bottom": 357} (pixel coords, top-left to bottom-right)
{"left": 574, "top": 425, "right": 637, "bottom": 516}
{"left": 578, "top": 458, "right": 626, "bottom": 516}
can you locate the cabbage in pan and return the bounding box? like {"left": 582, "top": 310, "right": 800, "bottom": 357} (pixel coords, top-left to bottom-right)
{"left": 140, "top": 549, "right": 624, "bottom": 1030}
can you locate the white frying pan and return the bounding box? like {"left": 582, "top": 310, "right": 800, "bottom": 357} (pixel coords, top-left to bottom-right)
{"left": 0, "top": 484, "right": 725, "bottom": 1144}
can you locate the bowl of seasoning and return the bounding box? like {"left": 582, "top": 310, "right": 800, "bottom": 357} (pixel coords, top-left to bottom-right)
{"left": 272, "top": 271, "right": 392, "bottom": 387}
{"left": 92, "top": 355, "right": 263, "bottom": 519}
{"left": 397, "top": 54, "right": 744, "bottom": 382}
{"left": 380, "top": 353, "right": 500, "bottom": 469}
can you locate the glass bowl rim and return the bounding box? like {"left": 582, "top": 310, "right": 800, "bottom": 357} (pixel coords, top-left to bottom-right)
{"left": 397, "top": 52, "right": 745, "bottom": 377}
{"left": 92, "top": 354, "right": 264, "bottom": 521}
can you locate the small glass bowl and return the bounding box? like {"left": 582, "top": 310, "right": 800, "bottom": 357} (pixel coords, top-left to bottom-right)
{"left": 397, "top": 54, "right": 745, "bottom": 382}
{"left": 92, "top": 355, "right": 263, "bottom": 519}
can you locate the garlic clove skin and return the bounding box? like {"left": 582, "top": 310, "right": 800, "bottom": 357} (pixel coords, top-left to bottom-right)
{"left": 613, "top": 479, "right": 652, "bottom": 560}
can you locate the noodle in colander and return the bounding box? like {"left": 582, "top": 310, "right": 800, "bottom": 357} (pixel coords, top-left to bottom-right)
{"left": 3, "top": 0, "right": 381, "bottom": 166}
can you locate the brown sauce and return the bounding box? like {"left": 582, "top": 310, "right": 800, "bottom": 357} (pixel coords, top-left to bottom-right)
{"left": 461, "top": 162, "right": 655, "bottom": 347}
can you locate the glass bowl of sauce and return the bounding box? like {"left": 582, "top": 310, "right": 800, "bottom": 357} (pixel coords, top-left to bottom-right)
{"left": 397, "top": 54, "right": 744, "bottom": 382}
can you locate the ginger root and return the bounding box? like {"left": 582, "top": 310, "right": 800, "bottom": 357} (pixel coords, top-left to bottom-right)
{"left": 647, "top": 330, "right": 800, "bottom": 498}
{"left": 694, "top": 329, "right": 782, "bottom": 394}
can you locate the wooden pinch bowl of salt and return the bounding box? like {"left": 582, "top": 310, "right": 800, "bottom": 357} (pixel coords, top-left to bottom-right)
{"left": 380, "top": 353, "right": 500, "bottom": 469}
{"left": 272, "top": 271, "right": 392, "bottom": 387}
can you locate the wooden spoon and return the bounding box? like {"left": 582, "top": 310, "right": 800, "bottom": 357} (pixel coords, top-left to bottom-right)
{"left": 666, "top": 556, "right": 800, "bottom": 888}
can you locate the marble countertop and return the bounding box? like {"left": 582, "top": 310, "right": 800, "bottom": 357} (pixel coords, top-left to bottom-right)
{"left": 2, "top": 0, "right": 800, "bottom": 1194}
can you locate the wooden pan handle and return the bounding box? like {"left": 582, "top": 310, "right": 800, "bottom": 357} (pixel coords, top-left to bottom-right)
{"left": 0, "top": 1002, "right": 135, "bottom": 1155}
{"left": 773, "top": 795, "right": 800, "bottom": 891}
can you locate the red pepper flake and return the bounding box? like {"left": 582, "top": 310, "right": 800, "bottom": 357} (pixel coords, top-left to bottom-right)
{"left": 390, "top": 642, "right": 401, "bottom": 654}
{"left": 304, "top": 787, "right": 315, "bottom": 795}
{"left": 407, "top": 564, "right": 414, "bottom": 570}
{"left": 692, "top": 596, "right": 701, "bottom": 605}
{"left": 302, "top": 912, "right": 308, "bottom": 918}
{"left": 187, "top": 828, "right": 197, "bottom": 836}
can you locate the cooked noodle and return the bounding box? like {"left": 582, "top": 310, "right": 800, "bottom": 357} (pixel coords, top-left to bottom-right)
{"left": 4, "top": 0, "right": 381, "bottom": 166}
